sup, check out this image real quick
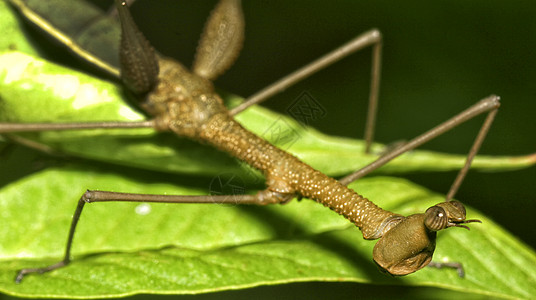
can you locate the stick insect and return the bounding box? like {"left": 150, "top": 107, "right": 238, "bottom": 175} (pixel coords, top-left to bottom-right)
{"left": 2, "top": 0, "right": 501, "bottom": 283}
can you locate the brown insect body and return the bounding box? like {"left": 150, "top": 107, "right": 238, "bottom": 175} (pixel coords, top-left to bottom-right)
{"left": 120, "top": 0, "right": 443, "bottom": 275}
{"left": 138, "top": 44, "right": 401, "bottom": 242}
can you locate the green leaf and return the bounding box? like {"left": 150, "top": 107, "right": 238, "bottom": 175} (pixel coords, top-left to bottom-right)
{"left": 0, "top": 163, "right": 534, "bottom": 299}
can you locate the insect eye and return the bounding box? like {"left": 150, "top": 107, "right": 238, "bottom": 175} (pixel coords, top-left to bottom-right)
{"left": 424, "top": 206, "right": 448, "bottom": 231}
{"left": 448, "top": 200, "right": 466, "bottom": 218}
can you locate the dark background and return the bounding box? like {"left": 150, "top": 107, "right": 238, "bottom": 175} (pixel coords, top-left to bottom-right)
{"left": 3, "top": 0, "right": 534, "bottom": 299}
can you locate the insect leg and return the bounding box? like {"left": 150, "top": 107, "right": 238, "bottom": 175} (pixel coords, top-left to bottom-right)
{"left": 14, "top": 189, "right": 287, "bottom": 283}
{"left": 0, "top": 120, "right": 157, "bottom": 133}
{"left": 340, "top": 95, "right": 500, "bottom": 185}
{"left": 445, "top": 106, "right": 498, "bottom": 201}
{"left": 0, "top": 120, "right": 168, "bottom": 156}
{"left": 427, "top": 261, "right": 465, "bottom": 278}
{"left": 229, "top": 30, "right": 383, "bottom": 153}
